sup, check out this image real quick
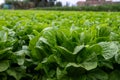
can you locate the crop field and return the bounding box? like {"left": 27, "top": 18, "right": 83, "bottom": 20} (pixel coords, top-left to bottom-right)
{"left": 0, "top": 10, "right": 120, "bottom": 80}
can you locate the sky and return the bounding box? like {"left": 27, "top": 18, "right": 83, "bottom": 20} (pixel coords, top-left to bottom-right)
{"left": 57, "top": 0, "right": 84, "bottom": 6}
{"left": 0, "top": 0, "right": 120, "bottom": 5}
{"left": 0, "top": 0, "right": 4, "bottom": 4}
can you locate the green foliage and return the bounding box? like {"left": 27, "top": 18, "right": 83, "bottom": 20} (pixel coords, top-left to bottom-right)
{"left": 55, "top": 1, "right": 62, "bottom": 7}
{"left": 35, "top": 4, "right": 120, "bottom": 11}
{"left": 0, "top": 10, "right": 120, "bottom": 80}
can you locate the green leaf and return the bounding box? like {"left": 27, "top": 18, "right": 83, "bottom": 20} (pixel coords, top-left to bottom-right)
{"left": 115, "top": 52, "right": 120, "bottom": 64}
{"left": 87, "top": 69, "right": 108, "bottom": 80}
{"left": 0, "top": 73, "right": 7, "bottom": 80}
{"left": 81, "top": 61, "right": 97, "bottom": 71}
{"left": 88, "top": 44, "right": 102, "bottom": 54}
{"left": 66, "top": 63, "right": 82, "bottom": 68}
{"left": 29, "top": 35, "right": 40, "bottom": 50}
{"left": 0, "top": 31, "right": 8, "bottom": 42}
{"left": 56, "top": 67, "right": 67, "bottom": 79}
{"left": 42, "top": 28, "right": 56, "bottom": 47}
{"left": 98, "top": 60, "right": 113, "bottom": 69}
{"left": 98, "top": 42, "right": 118, "bottom": 59}
{"left": 14, "top": 50, "right": 29, "bottom": 65}
{"left": 0, "top": 60, "right": 9, "bottom": 72}
{"left": 81, "top": 52, "right": 97, "bottom": 70}
{"left": 38, "top": 37, "right": 50, "bottom": 46}
{"left": 109, "top": 70, "right": 120, "bottom": 80}
{"left": 78, "top": 75, "right": 87, "bottom": 80}
{"left": 98, "top": 26, "right": 111, "bottom": 37}
{"left": 76, "top": 46, "right": 98, "bottom": 70}
{"left": 66, "top": 61, "right": 97, "bottom": 71}
{"left": 35, "top": 63, "right": 43, "bottom": 70}
{"left": 110, "top": 32, "right": 119, "bottom": 41}
{"left": 29, "top": 35, "right": 42, "bottom": 61}
{"left": 57, "top": 46, "right": 72, "bottom": 54}
{"left": 7, "top": 69, "right": 22, "bottom": 80}
{"left": 72, "top": 45, "right": 84, "bottom": 55}
{"left": 80, "top": 31, "right": 92, "bottom": 44}
{"left": 56, "top": 46, "right": 75, "bottom": 62}
{"left": 41, "top": 54, "right": 56, "bottom": 64}
{"left": 17, "top": 56, "right": 25, "bottom": 66}
{"left": 0, "top": 47, "right": 12, "bottom": 55}
{"left": 96, "top": 37, "right": 109, "bottom": 42}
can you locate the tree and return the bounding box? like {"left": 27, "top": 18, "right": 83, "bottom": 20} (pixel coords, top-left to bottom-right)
{"left": 48, "top": 0, "right": 56, "bottom": 7}
{"left": 33, "top": 0, "right": 56, "bottom": 7}
{"left": 38, "top": 0, "right": 48, "bottom": 7}
{"left": 56, "top": 1, "right": 62, "bottom": 7}
{"left": 30, "top": 0, "right": 47, "bottom": 7}
{"left": 5, "top": 0, "right": 20, "bottom": 3}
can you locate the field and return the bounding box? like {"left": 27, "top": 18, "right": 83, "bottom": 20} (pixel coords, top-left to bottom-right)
{"left": 0, "top": 10, "right": 120, "bottom": 80}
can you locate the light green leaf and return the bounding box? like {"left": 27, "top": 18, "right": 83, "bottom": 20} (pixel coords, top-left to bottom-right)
{"left": 66, "top": 63, "right": 82, "bottom": 68}
{"left": 110, "top": 32, "right": 119, "bottom": 41}
{"left": 38, "top": 37, "right": 50, "bottom": 46}
{"left": 17, "top": 56, "right": 25, "bottom": 66}
{"left": 66, "top": 62, "right": 96, "bottom": 71}
{"left": 0, "top": 31, "right": 8, "bottom": 42}
{"left": 28, "top": 35, "right": 35, "bottom": 40}
{"left": 82, "top": 61, "right": 97, "bottom": 71}
{"left": 99, "top": 42, "right": 118, "bottom": 59}
{"left": 80, "top": 31, "right": 92, "bottom": 44}
{"left": 42, "top": 54, "right": 56, "bottom": 63}
{"left": 81, "top": 52, "right": 97, "bottom": 70}
{"left": 0, "top": 60, "right": 9, "bottom": 72}
{"left": 14, "top": 50, "right": 26, "bottom": 65}
{"left": 0, "top": 47, "right": 12, "bottom": 55}
{"left": 57, "top": 46, "right": 72, "bottom": 54}
{"left": 15, "top": 50, "right": 25, "bottom": 56}
{"left": 22, "top": 45, "right": 29, "bottom": 50}
{"left": 7, "top": 69, "right": 22, "bottom": 80}
{"left": 56, "top": 67, "right": 67, "bottom": 79}
{"left": 35, "top": 63, "right": 43, "bottom": 70}
{"left": 72, "top": 45, "right": 84, "bottom": 55}
{"left": 115, "top": 52, "right": 120, "bottom": 64}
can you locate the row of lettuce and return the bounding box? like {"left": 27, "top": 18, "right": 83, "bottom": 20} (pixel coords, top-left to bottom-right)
{"left": 0, "top": 11, "right": 120, "bottom": 80}
{"left": 35, "top": 4, "right": 120, "bottom": 11}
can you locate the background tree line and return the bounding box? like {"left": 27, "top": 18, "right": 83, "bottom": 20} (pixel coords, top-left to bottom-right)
{"left": 3, "top": 0, "right": 62, "bottom": 9}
